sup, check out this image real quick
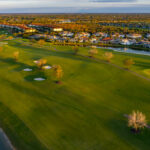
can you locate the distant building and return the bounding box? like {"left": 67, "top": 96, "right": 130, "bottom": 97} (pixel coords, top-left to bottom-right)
{"left": 76, "top": 32, "right": 90, "bottom": 38}
{"left": 127, "top": 34, "right": 142, "bottom": 39}
{"left": 90, "top": 37, "right": 98, "bottom": 43}
{"left": 53, "top": 28, "right": 63, "bottom": 32}
{"left": 120, "top": 39, "right": 133, "bottom": 46}
{"left": 0, "top": 24, "right": 37, "bottom": 33}
{"left": 60, "top": 31, "right": 74, "bottom": 37}
{"left": 146, "top": 34, "right": 150, "bottom": 38}
{"left": 59, "top": 19, "right": 72, "bottom": 23}
{"left": 102, "top": 37, "right": 112, "bottom": 42}
{"left": 94, "top": 32, "right": 108, "bottom": 37}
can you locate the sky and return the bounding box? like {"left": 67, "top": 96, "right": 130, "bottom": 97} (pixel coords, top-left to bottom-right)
{"left": 0, "top": 0, "right": 149, "bottom": 13}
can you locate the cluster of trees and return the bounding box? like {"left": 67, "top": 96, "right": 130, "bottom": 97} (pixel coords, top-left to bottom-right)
{"left": 35, "top": 59, "right": 63, "bottom": 83}
{"left": 71, "top": 46, "right": 135, "bottom": 69}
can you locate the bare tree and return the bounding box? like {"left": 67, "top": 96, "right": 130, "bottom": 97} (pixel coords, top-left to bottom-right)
{"left": 38, "top": 39, "right": 46, "bottom": 47}
{"left": 52, "top": 65, "right": 63, "bottom": 84}
{"left": 0, "top": 47, "right": 3, "bottom": 52}
{"left": 72, "top": 46, "right": 79, "bottom": 55}
{"left": 104, "top": 52, "right": 114, "bottom": 62}
{"left": 128, "top": 111, "right": 147, "bottom": 133}
{"left": 13, "top": 51, "right": 19, "bottom": 61}
{"left": 123, "top": 58, "right": 134, "bottom": 69}
{"left": 88, "top": 48, "right": 98, "bottom": 58}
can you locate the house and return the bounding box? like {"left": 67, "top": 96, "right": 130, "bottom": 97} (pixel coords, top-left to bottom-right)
{"left": 79, "top": 37, "right": 89, "bottom": 43}
{"left": 112, "top": 33, "right": 125, "bottom": 38}
{"left": 60, "top": 31, "right": 74, "bottom": 37}
{"left": 146, "top": 34, "right": 150, "bottom": 38}
{"left": 90, "top": 37, "right": 98, "bottom": 43}
{"left": 127, "top": 34, "right": 142, "bottom": 39}
{"left": 102, "top": 37, "right": 112, "bottom": 42}
{"left": 69, "top": 38, "right": 78, "bottom": 43}
{"left": 24, "top": 28, "right": 37, "bottom": 33}
{"left": 120, "top": 39, "right": 133, "bottom": 46}
{"left": 94, "top": 32, "right": 108, "bottom": 37}
{"left": 53, "top": 28, "right": 63, "bottom": 32}
{"left": 76, "top": 32, "right": 90, "bottom": 38}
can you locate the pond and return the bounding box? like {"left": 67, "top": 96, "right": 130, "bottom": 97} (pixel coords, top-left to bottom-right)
{"left": 97, "top": 46, "right": 150, "bottom": 56}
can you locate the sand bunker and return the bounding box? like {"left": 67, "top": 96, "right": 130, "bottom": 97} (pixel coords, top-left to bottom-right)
{"left": 33, "top": 60, "right": 39, "bottom": 64}
{"left": 43, "top": 66, "right": 52, "bottom": 69}
{"left": 34, "top": 78, "right": 46, "bottom": 81}
{"left": 23, "top": 68, "right": 32, "bottom": 72}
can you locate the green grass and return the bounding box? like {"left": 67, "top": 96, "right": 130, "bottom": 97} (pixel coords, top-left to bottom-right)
{"left": 0, "top": 39, "right": 150, "bottom": 150}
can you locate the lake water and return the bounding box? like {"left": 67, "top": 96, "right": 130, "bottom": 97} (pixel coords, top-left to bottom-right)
{"left": 97, "top": 47, "right": 150, "bottom": 56}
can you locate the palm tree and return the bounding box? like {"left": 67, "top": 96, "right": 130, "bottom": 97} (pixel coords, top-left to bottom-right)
{"left": 104, "top": 52, "right": 114, "bottom": 62}
{"left": 13, "top": 51, "right": 19, "bottom": 61}
{"left": 128, "top": 111, "right": 147, "bottom": 133}
{"left": 52, "top": 65, "right": 63, "bottom": 84}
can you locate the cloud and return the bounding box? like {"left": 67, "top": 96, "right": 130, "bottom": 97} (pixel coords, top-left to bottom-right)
{"left": 91, "top": 0, "right": 136, "bottom": 2}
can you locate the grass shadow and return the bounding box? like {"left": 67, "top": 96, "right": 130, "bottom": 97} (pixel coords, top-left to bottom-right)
{"left": 134, "top": 61, "right": 150, "bottom": 70}
{"left": 24, "top": 71, "right": 47, "bottom": 82}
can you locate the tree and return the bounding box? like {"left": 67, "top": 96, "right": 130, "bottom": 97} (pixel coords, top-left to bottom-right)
{"left": 36, "top": 59, "right": 47, "bottom": 70}
{"left": 52, "top": 65, "right": 63, "bottom": 84}
{"left": 88, "top": 48, "right": 98, "bottom": 58}
{"left": 104, "top": 52, "right": 114, "bottom": 62}
{"left": 13, "top": 51, "right": 19, "bottom": 61}
{"left": 7, "top": 36, "right": 14, "bottom": 40}
{"left": 128, "top": 111, "right": 147, "bottom": 133}
{"left": 0, "top": 47, "right": 3, "bottom": 52}
{"left": 72, "top": 46, "right": 79, "bottom": 55}
{"left": 38, "top": 39, "right": 45, "bottom": 47}
{"left": 123, "top": 58, "right": 134, "bottom": 69}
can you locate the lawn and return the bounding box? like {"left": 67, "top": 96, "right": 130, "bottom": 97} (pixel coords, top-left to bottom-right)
{"left": 0, "top": 39, "right": 150, "bottom": 150}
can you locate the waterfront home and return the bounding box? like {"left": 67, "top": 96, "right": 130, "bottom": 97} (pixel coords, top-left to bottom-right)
{"left": 120, "top": 39, "right": 133, "bottom": 46}
{"left": 127, "top": 34, "right": 142, "bottom": 39}
{"left": 90, "top": 37, "right": 98, "bottom": 43}
{"left": 79, "top": 37, "right": 89, "bottom": 43}
{"left": 69, "top": 38, "right": 78, "bottom": 43}
{"left": 102, "top": 37, "right": 112, "bottom": 42}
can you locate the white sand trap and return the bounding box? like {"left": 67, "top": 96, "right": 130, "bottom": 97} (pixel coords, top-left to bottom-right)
{"left": 34, "top": 78, "right": 46, "bottom": 81}
{"left": 33, "top": 60, "right": 39, "bottom": 64}
{"left": 43, "top": 66, "right": 52, "bottom": 69}
{"left": 23, "top": 68, "right": 32, "bottom": 72}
